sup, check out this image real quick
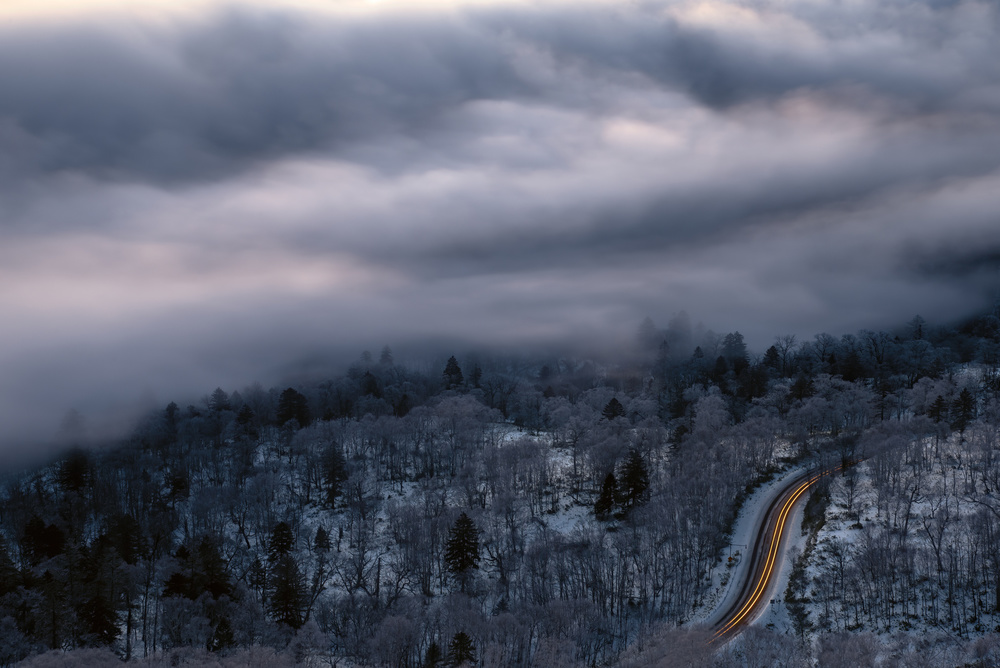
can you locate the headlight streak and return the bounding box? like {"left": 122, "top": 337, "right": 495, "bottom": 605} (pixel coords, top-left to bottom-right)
{"left": 709, "top": 465, "right": 841, "bottom": 645}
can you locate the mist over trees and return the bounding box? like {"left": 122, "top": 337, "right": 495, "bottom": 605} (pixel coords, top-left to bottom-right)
{"left": 3, "top": 310, "right": 1000, "bottom": 665}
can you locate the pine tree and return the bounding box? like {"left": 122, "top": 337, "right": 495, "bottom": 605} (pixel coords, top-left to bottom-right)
{"left": 447, "top": 631, "right": 476, "bottom": 667}
{"left": 57, "top": 448, "right": 91, "bottom": 494}
{"left": 711, "top": 356, "right": 729, "bottom": 385}
{"left": 249, "top": 557, "right": 267, "bottom": 603}
{"left": 379, "top": 345, "right": 394, "bottom": 366}
{"left": 314, "top": 526, "right": 331, "bottom": 553}
{"left": 321, "top": 444, "right": 349, "bottom": 508}
{"left": 277, "top": 388, "right": 310, "bottom": 427}
{"left": 594, "top": 472, "right": 618, "bottom": 519}
{"left": 789, "top": 375, "right": 815, "bottom": 401}
{"left": 602, "top": 397, "right": 626, "bottom": 421}
{"left": 763, "top": 345, "right": 781, "bottom": 370}
{"left": 443, "top": 356, "right": 464, "bottom": 389}
{"left": 722, "top": 331, "right": 749, "bottom": 373}
{"left": 79, "top": 594, "right": 118, "bottom": 647}
{"left": 236, "top": 404, "right": 258, "bottom": 439}
{"left": 208, "top": 387, "right": 231, "bottom": 412}
{"left": 619, "top": 449, "right": 650, "bottom": 510}
{"left": 445, "top": 513, "right": 479, "bottom": 592}
{"left": 266, "top": 521, "right": 305, "bottom": 628}
{"left": 21, "top": 517, "right": 65, "bottom": 566}
{"left": 952, "top": 388, "right": 976, "bottom": 432}
{"left": 269, "top": 553, "right": 306, "bottom": 629}
{"left": 928, "top": 395, "right": 948, "bottom": 423}
{"left": 195, "top": 536, "right": 232, "bottom": 600}
{"left": 425, "top": 641, "right": 443, "bottom": 667}
{"left": 361, "top": 371, "right": 381, "bottom": 397}
{"left": 269, "top": 522, "right": 295, "bottom": 563}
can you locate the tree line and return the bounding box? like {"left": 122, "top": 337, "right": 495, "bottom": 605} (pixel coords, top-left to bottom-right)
{"left": 1, "top": 310, "right": 1000, "bottom": 665}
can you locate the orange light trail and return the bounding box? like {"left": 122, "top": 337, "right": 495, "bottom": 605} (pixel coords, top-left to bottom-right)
{"left": 710, "top": 466, "right": 840, "bottom": 643}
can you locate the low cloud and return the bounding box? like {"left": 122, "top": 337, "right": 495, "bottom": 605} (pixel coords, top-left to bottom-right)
{"left": 2, "top": 0, "right": 1000, "bottom": 460}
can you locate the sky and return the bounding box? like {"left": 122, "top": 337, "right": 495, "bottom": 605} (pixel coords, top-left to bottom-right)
{"left": 2, "top": 0, "right": 1000, "bottom": 457}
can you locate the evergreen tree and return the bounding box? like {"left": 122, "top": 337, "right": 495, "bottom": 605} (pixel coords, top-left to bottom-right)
{"left": 763, "top": 345, "right": 781, "bottom": 370}
{"left": 277, "top": 388, "right": 310, "bottom": 427}
{"left": 314, "top": 526, "right": 331, "bottom": 553}
{"left": 789, "top": 375, "right": 815, "bottom": 401}
{"left": 952, "top": 388, "right": 976, "bottom": 432}
{"left": 602, "top": 397, "right": 626, "bottom": 421}
{"left": 619, "top": 449, "right": 650, "bottom": 510}
{"left": 267, "top": 522, "right": 305, "bottom": 628}
{"left": 711, "top": 356, "right": 729, "bottom": 385}
{"left": 928, "top": 394, "right": 948, "bottom": 423}
{"left": 447, "top": 631, "right": 476, "bottom": 667}
{"left": 445, "top": 513, "right": 480, "bottom": 592}
{"left": 249, "top": 557, "right": 267, "bottom": 603}
{"left": 269, "top": 553, "right": 306, "bottom": 629}
{"left": 21, "top": 517, "right": 65, "bottom": 566}
{"left": 165, "top": 400, "right": 179, "bottom": 428}
{"left": 321, "top": 444, "right": 349, "bottom": 508}
{"left": 425, "top": 641, "right": 443, "bottom": 667}
{"left": 443, "top": 356, "right": 464, "bottom": 389}
{"left": 840, "top": 348, "right": 864, "bottom": 382}
{"left": 194, "top": 536, "right": 232, "bottom": 600}
{"left": 79, "top": 594, "right": 118, "bottom": 647}
{"left": 269, "top": 521, "right": 295, "bottom": 563}
{"left": 393, "top": 393, "right": 413, "bottom": 418}
{"left": 594, "top": 473, "right": 618, "bottom": 519}
{"left": 236, "top": 404, "right": 258, "bottom": 439}
{"left": 379, "top": 345, "right": 394, "bottom": 366}
{"left": 361, "top": 371, "right": 381, "bottom": 397}
{"left": 208, "top": 387, "right": 231, "bottom": 412}
{"left": 722, "top": 331, "right": 749, "bottom": 373}
{"left": 237, "top": 403, "right": 255, "bottom": 426}
{"left": 57, "top": 448, "right": 91, "bottom": 494}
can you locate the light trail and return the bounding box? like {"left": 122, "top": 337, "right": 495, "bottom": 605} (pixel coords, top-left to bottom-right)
{"left": 709, "top": 465, "right": 841, "bottom": 644}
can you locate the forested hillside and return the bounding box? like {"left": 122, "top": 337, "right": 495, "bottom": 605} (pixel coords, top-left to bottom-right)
{"left": 4, "top": 312, "right": 1000, "bottom": 667}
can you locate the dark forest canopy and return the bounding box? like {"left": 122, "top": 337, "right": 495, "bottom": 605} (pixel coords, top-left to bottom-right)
{"left": 3, "top": 308, "right": 1000, "bottom": 665}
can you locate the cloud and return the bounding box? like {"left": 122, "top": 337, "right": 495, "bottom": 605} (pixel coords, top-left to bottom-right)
{"left": 1, "top": 0, "right": 1000, "bottom": 459}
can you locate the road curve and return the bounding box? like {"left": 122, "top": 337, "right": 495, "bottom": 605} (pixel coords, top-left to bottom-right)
{"left": 709, "top": 466, "right": 838, "bottom": 645}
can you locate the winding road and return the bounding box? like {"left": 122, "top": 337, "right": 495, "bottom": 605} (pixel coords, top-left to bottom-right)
{"left": 708, "top": 466, "right": 839, "bottom": 645}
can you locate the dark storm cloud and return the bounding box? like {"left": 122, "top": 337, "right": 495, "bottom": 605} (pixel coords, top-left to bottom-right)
{"left": 3, "top": 1, "right": 997, "bottom": 190}
{"left": 3, "top": 0, "right": 1000, "bottom": 459}
{"left": 0, "top": 7, "right": 532, "bottom": 185}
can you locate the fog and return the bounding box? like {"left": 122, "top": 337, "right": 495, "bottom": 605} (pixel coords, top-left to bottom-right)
{"left": 2, "top": 0, "right": 999, "bottom": 461}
